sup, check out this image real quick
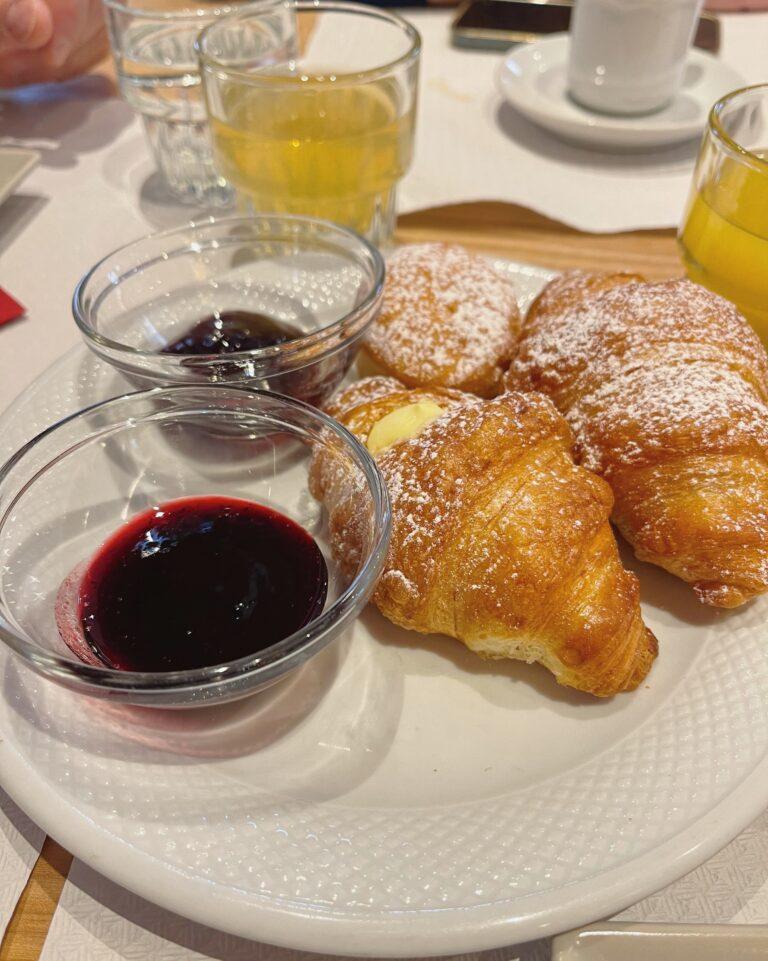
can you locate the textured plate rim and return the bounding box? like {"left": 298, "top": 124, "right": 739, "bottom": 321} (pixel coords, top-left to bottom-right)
{"left": 1, "top": 737, "right": 767, "bottom": 956}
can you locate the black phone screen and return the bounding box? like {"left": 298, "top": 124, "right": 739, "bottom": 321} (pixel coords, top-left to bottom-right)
{"left": 455, "top": 0, "right": 570, "bottom": 35}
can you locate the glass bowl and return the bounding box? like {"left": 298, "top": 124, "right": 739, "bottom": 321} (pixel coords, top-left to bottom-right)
{"left": 0, "top": 385, "right": 390, "bottom": 707}
{"left": 72, "top": 215, "right": 386, "bottom": 408}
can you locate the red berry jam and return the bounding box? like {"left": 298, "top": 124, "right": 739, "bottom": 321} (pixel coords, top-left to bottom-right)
{"left": 161, "top": 311, "right": 301, "bottom": 355}
{"left": 66, "top": 496, "right": 327, "bottom": 672}
{"left": 159, "top": 309, "right": 333, "bottom": 406}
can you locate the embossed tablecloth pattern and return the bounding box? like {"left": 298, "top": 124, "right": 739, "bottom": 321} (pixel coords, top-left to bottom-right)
{"left": 0, "top": 791, "right": 44, "bottom": 939}
{"left": 35, "top": 810, "right": 768, "bottom": 961}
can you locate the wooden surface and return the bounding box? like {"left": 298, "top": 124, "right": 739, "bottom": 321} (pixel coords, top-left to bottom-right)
{"left": 0, "top": 203, "right": 681, "bottom": 961}
{"left": 0, "top": 840, "right": 73, "bottom": 961}
{"left": 398, "top": 202, "right": 680, "bottom": 278}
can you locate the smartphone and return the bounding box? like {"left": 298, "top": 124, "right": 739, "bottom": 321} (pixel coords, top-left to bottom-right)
{"left": 451, "top": 0, "right": 720, "bottom": 54}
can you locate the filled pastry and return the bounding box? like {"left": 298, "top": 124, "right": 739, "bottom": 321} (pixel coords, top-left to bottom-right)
{"left": 526, "top": 270, "right": 644, "bottom": 325}
{"left": 361, "top": 243, "right": 521, "bottom": 398}
{"left": 312, "top": 376, "right": 657, "bottom": 697}
{"left": 506, "top": 273, "right": 768, "bottom": 608}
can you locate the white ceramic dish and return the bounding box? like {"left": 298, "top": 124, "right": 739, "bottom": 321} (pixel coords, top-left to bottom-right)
{"left": 0, "top": 148, "right": 39, "bottom": 205}
{"left": 552, "top": 922, "right": 768, "bottom": 960}
{"left": 0, "top": 259, "right": 767, "bottom": 956}
{"left": 498, "top": 34, "right": 745, "bottom": 150}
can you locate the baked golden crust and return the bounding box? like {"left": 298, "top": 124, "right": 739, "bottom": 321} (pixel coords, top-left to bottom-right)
{"left": 507, "top": 273, "right": 768, "bottom": 607}
{"left": 324, "top": 376, "right": 406, "bottom": 421}
{"left": 312, "top": 377, "right": 657, "bottom": 697}
{"left": 362, "top": 243, "right": 521, "bottom": 398}
{"left": 527, "top": 270, "right": 645, "bottom": 327}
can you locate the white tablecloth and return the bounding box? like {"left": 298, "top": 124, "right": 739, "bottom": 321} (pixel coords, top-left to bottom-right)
{"left": 402, "top": 10, "right": 768, "bottom": 231}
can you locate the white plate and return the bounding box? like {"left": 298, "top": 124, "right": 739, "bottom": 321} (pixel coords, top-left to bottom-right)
{"left": 498, "top": 35, "right": 745, "bottom": 150}
{"left": 552, "top": 922, "right": 768, "bottom": 960}
{"left": 1, "top": 259, "right": 767, "bottom": 957}
{"left": 0, "top": 148, "right": 39, "bottom": 205}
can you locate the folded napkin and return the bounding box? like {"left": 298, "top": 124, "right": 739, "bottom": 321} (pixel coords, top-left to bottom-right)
{"left": 0, "top": 287, "right": 25, "bottom": 327}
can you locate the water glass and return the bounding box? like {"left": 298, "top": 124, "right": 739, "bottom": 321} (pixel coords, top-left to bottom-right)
{"left": 197, "top": 1, "right": 421, "bottom": 247}
{"left": 103, "top": 0, "right": 239, "bottom": 206}
{"left": 678, "top": 84, "right": 768, "bottom": 346}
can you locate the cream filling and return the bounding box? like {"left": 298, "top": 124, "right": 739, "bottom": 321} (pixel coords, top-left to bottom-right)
{"left": 366, "top": 401, "right": 445, "bottom": 454}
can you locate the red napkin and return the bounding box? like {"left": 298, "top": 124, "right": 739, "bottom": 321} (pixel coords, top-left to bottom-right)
{"left": 0, "top": 288, "right": 25, "bottom": 326}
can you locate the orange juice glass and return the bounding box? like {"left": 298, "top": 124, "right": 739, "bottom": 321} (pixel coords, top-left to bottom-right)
{"left": 679, "top": 84, "right": 768, "bottom": 347}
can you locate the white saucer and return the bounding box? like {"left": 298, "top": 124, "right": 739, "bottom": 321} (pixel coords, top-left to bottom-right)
{"left": 498, "top": 34, "right": 745, "bottom": 151}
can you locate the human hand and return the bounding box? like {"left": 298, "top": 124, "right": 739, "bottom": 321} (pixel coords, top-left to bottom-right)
{"left": 0, "top": 0, "right": 108, "bottom": 87}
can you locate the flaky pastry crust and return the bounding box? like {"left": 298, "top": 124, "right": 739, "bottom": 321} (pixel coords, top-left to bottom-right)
{"left": 312, "top": 377, "right": 657, "bottom": 697}
{"left": 507, "top": 273, "right": 768, "bottom": 607}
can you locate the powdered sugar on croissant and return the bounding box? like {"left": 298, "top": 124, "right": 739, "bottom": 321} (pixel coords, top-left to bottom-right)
{"left": 362, "top": 244, "right": 521, "bottom": 397}
{"left": 312, "top": 377, "right": 657, "bottom": 697}
{"left": 507, "top": 274, "right": 768, "bottom": 608}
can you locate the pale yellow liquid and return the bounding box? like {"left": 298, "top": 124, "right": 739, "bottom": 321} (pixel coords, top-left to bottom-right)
{"left": 680, "top": 152, "right": 768, "bottom": 347}
{"left": 210, "top": 79, "right": 414, "bottom": 237}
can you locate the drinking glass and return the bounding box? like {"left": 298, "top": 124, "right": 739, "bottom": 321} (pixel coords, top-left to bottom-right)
{"left": 197, "top": 1, "right": 421, "bottom": 247}
{"left": 679, "top": 84, "right": 768, "bottom": 346}
{"left": 104, "top": 0, "right": 242, "bottom": 206}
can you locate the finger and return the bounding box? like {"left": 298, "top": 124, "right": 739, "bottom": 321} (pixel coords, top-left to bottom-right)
{"left": 0, "top": 18, "right": 107, "bottom": 86}
{"left": 0, "top": 0, "right": 53, "bottom": 49}
{"left": 52, "top": 20, "right": 109, "bottom": 79}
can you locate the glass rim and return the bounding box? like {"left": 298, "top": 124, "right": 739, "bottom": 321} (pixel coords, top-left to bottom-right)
{"left": 0, "top": 384, "right": 392, "bottom": 693}
{"left": 196, "top": 0, "right": 422, "bottom": 87}
{"left": 102, "top": 0, "right": 235, "bottom": 22}
{"left": 72, "top": 213, "right": 386, "bottom": 367}
{"left": 709, "top": 82, "right": 768, "bottom": 176}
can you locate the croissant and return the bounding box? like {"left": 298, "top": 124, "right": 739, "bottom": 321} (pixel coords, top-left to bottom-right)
{"left": 507, "top": 273, "right": 768, "bottom": 608}
{"left": 312, "top": 376, "right": 657, "bottom": 697}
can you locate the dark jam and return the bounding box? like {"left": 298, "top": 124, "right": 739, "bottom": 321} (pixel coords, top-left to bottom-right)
{"left": 162, "top": 311, "right": 301, "bottom": 355}
{"left": 75, "top": 496, "right": 328, "bottom": 672}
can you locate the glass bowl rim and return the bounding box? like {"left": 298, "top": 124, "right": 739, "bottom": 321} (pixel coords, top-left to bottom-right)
{"left": 0, "top": 383, "right": 391, "bottom": 692}
{"left": 709, "top": 82, "right": 768, "bottom": 176}
{"left": 71, "top": 213, "right": 386, "bottom": 367}
{"left": 101, "top": 0, "right": 236, "bottom": 23}
{"left": 195, "top": 0, "right": 422, "bottom": 88}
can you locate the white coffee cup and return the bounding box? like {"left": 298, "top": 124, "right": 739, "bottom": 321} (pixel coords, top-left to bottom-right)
{"left": 567, "top": 0, "right": 705, "bottom": 116}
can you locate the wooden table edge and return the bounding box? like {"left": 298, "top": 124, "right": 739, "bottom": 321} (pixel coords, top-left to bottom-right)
{"left": 0, "top": 840, "right": 73, "bottom": 961}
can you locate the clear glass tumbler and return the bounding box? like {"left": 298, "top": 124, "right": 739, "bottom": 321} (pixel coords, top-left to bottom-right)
{"left": 104, "top": 0, "right": 241, "bottom": 206}
{"left": 197, "top": 1, "right": 421, "bottom": 247}
{"left": 678, "top": 84, "right": 768, "bottom": 346}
